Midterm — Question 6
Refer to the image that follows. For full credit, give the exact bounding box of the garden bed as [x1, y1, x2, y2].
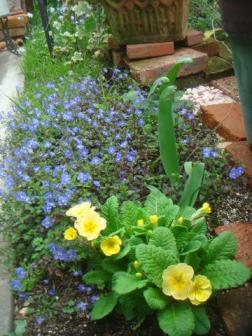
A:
[0, 1, 251, 335]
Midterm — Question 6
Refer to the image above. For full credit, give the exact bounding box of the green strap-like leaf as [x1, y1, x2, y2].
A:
[158, 85, 179, 185]
[157, 302, 195, 336]
[179, 162, 205, 209]
[166, 57, 193, 85]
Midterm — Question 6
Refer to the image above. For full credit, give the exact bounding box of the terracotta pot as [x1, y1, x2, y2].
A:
[101, 0, 189, 44]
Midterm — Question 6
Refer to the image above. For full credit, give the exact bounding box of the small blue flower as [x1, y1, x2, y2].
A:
[18, 292, 29, 301]
[41, 279, 49, 285]
[36, 315, 45, 325]
[91, 156, 101, 166]
[77, 284, 87, 293]
[47, 288, 56, 297]
[90, 295, 99, 304]
[72, 270, 82, 277]
[202, 147, 212, 158]
[229, 166, 245, 179]
[61, 172, 71, 185]
[10, 279, 21, 291]
[16, 191, 30, 203]
[77, 172, 90, 183]
[179, 108, 188, 115]
[15, 267, 26, 279]
[76, 301, 88, 311]
[41, 217, 53, 229]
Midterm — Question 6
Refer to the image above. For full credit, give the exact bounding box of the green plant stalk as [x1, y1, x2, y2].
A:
[158, 87, 179, 186]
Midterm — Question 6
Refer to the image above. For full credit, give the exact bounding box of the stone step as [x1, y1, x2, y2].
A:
[125, 48, 208, 86]
[178, 30, 204, 47]
[201, 103, 246, 141]
[226, 142, 252, 187]
[126, 42, 174, 60]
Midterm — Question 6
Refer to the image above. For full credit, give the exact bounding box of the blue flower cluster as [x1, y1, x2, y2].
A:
[10, 267, 27, 293]
[0, 73, 147, 236]
[228, 166, 245, 179]
[48, 243, 76, 262]
[202, 147, 219, 158]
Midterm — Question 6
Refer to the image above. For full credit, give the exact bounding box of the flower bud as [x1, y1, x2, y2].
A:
[137, 219, 144, 227]
[149, 215, 158, 224]
[135, 272, 143, 279]
[133, 260, 140, 269]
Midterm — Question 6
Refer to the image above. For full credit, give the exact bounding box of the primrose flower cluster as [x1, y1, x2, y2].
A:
[61, 189, 250, 336]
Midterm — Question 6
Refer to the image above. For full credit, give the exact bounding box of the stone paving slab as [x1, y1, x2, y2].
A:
[201, 103, 246, 141]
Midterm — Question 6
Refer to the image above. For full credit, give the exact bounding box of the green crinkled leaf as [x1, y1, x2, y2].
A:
[201, 260, 251, 290]
[83, 270, 110, 289]
[118, 291, 150, 321]
[191, 219, 207, 235]
[206, 231, 237, 263]
[143, 287, 168, 310]
[144, 187, 179, 226]
[192, 306, 211, 335]
[180, 240, 202, 256]
[91, 292, 118, 320]
[157, 303, 195, 336]
[136, 244, 175, 287]
[149, 227, 178, 256]
[120, 201, 141, 228]
[101, 196, 119, 233]
[112, 272, 148, 295]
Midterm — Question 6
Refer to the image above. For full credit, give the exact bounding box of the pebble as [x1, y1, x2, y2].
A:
[181, 85, 234, 115]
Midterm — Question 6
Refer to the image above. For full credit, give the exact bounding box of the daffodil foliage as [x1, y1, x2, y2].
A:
[65, 187, 251, 336]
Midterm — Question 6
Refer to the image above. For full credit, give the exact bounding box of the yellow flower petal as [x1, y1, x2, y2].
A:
[202, 202, 211, 214]
[74, 208, 106, 241]
[162, 263, 194, 301]
[188, 275, 212, 305]
[64, 227, 78, 240]
[100, 235, 122, 256]
[149, 215, 159, 224]
[66, 202, 94, 218]
[137, 219, 144, 227]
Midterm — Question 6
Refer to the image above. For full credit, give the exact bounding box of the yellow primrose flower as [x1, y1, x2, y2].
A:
[137, 219, 144, 227]
[100, 235, 122, 256]
[64, 227, 78, 240]
[178, 216, 184, 224]
[188, 275, 212, 305]
[66, 202, 95, 219]
[74, 208, 106, 241]
[202, 202, 211, 214]
[162, 263, 194, 300]
[149, 215, 159, 224]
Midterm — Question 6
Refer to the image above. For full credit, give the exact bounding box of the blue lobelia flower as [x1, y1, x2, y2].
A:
[41, 217, 53, 229]
[10, 279, 22, 291]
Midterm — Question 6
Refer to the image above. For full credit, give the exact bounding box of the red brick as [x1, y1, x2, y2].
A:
[125, 48, 208, 86]
[193, 40, 220, 57]
[217, 284, 252, 336]
[215, 223, 252, 270]
[226, 142, 252, 187]
[126, 42, 174, 60]
[182, 30, 204, 47]
[201, 103, 246, 141]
